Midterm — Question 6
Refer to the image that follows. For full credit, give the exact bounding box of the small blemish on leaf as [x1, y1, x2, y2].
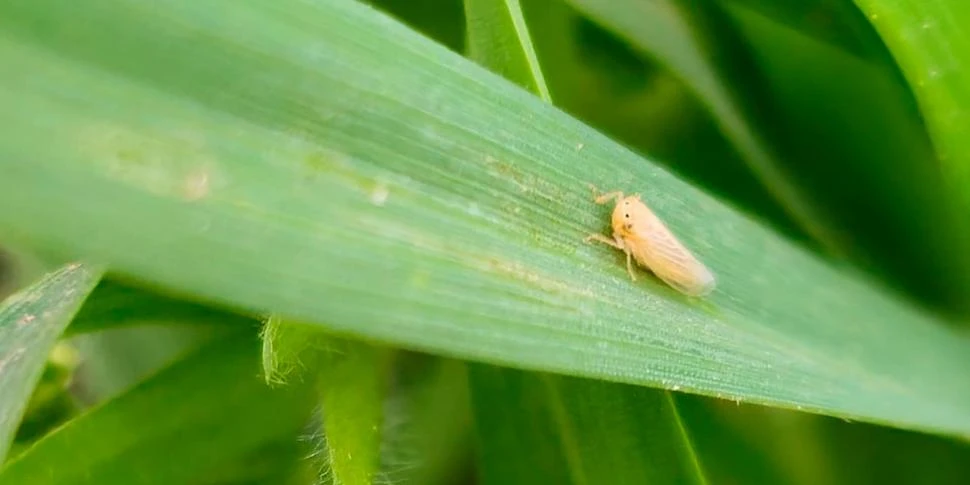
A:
[16, 314, 34, 327]
[79, 124, 223, 200]
[182, 167, 211, 201]
[370, 182, 389, 206]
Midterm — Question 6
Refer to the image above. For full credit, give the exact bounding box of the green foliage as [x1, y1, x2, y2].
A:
[0, 332, 316, 485]
[1, 0, 970, 483]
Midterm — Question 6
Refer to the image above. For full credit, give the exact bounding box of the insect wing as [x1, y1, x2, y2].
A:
[629, 221, 715, 296]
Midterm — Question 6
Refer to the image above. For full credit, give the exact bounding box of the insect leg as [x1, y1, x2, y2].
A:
[584, 233, 623, 249]
[624, 249, 637, 281]
[588, 184, 624, 205]
[595, 191, 624, 205]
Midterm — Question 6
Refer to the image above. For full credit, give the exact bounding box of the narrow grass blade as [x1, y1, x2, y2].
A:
[0, 263, 102, 462]
[464, 0, 551, 101]
[849, 0, 970, 212]
[0, 0, 970, 435]
[0, 331, 316, 485]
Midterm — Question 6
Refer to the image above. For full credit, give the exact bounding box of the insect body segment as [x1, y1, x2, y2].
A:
[585, 188, 716, 297]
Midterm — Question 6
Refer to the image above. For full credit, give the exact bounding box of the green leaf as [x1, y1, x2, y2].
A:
[1, 0, 970, 435]
[0, 331, 316, 485]
[464, 0, 551, 101]
[0, 262, 102, 462]
[849, 0, 970, 211]
[469, 365, 707, 484]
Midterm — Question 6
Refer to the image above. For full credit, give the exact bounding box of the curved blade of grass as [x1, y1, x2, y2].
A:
[850, 0, 970, 213]
[0, 263, 101, 462]
[464, 0, 551, 102]
[0, 331, 316, 485]
[0, 0, 970, 434]
[469, 365, 707, 484]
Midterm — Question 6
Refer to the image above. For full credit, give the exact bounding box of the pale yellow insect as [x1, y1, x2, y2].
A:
[585, 187, 716, 297]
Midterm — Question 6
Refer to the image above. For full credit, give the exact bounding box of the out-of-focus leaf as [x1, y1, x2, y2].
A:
[849, 0, 970, 215]
[680, 394, 970, 485]
[367, 0, 466, 53]
[66, 280, 249, 337]
[0, 262, 101, 462]
[470, 365, 707, 484]
[70, 324, 223, 404]
[0, 331, 316, 485]
[465, 0, 551, 101]
[381, 354, 473, 485]
[12, 343, 81, 449]
[718, 1, 970, 316]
